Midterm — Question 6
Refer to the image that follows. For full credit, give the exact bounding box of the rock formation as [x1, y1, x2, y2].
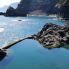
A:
[35, 23, 69, 48]
[5, 6, 16, 16]
[5, 0, 59, 16]
[4, 6, 27, 16]
[58, 0, 69, 20]
[4, 0, 69, 18]
[16, 0, 58, 14]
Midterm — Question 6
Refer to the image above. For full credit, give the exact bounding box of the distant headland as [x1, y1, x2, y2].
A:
[0, 0, 69, 20]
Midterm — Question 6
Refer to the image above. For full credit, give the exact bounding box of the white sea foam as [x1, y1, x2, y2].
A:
[0, 27, 4, 32]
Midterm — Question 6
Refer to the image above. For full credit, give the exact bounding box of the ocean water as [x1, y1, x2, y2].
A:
[0, 15, 69, 69]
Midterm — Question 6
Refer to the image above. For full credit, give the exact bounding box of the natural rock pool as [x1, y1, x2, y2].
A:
[0, 16, 69, 69]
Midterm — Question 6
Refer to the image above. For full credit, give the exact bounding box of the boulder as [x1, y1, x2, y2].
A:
[35, 23, 69, 49]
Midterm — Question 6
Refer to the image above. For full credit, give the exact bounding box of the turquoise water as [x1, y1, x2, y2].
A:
[0, 16, 69, 69]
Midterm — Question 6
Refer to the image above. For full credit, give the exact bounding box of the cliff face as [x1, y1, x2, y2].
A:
[5, 0, 59, 16]
[16, 0, 59, 15]
[5, 0, 69, 19]
[59, 0, 69, 20]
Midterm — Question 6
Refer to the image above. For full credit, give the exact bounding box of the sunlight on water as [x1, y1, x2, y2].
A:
[0, 27, 4, 32]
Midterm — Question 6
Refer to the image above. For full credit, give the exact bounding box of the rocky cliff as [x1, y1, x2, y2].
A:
[5, 0, 69, 19]
[5, 0, 59, 16]
[16, 0, 59, 15]
[59, 0, 69, 20]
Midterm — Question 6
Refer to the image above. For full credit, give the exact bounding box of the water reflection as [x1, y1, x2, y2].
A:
[0, 49, 7, 61]
[63, 45, 69, 50]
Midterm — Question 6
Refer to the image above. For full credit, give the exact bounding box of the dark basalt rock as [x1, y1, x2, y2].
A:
[59, 0, 69, 20]
[4, 6, 27, 17]
[2, 0, 68, 18]
[34, 23, 69, 49]
[0, 49, 7, 61]
[57, 30, 65, 37]
[0, 12, 5, 15]
[16, 0, 58, 15]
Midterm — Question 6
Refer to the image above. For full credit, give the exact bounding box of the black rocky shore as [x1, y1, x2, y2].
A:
[34, 23, 69, 49]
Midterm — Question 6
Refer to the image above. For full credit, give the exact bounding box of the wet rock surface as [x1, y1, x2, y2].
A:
[34, 23, 69, 49]
[0, 49, 7, 61]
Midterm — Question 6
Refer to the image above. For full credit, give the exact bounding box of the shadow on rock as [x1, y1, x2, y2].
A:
[0, 49, 7, 61]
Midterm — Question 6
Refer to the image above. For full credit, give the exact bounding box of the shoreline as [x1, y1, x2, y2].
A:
[0, 13, 66, 22]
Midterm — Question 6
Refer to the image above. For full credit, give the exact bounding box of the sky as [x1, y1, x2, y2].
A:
[0, 0, 21, 7]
